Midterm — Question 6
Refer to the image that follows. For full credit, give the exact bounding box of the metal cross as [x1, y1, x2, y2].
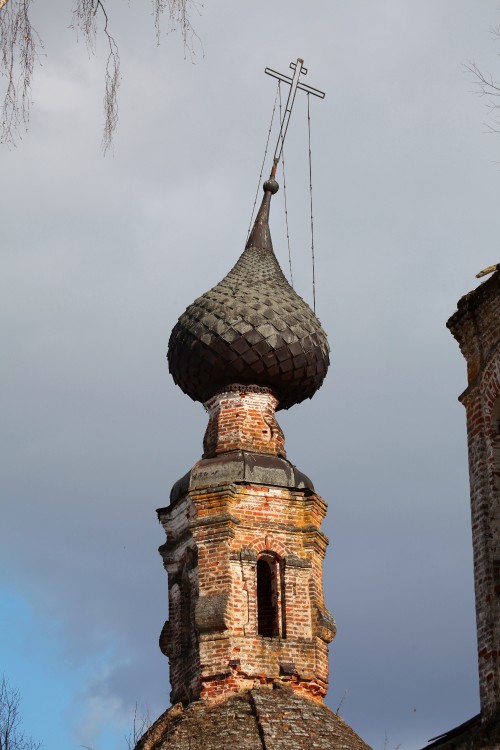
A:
[265, 58, 325, 177]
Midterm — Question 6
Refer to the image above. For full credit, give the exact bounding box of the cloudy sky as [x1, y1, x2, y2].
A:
[2, 1, 500, 748]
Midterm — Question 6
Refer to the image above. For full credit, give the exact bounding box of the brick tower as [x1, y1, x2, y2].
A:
[421, 267, 500, 750]
[135, 177, 371, 749]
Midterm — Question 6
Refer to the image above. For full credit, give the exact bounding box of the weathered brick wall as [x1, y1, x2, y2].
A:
[447, 271, 500, 722]
[158, 388, 336, 706]
[203, 387, 285, 458]
[448, 272, 500, 384]
[158, 481, 335, 704]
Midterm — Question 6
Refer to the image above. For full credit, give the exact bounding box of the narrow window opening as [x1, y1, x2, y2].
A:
[257, 556, 279, 637]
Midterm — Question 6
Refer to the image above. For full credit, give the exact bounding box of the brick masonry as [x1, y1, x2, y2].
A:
[447, 270, 500, 728]
[203, 387, 285, 459]
[157, 386, 336, 706]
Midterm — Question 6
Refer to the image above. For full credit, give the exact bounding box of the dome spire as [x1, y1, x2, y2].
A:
[244, 55, 325, 255]
[245, 176, 279, 253]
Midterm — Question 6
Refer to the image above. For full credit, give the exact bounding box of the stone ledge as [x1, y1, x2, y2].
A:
[167, 451, 314, 506]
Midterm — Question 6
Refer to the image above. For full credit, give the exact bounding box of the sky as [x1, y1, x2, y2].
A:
[1, 1, 500, 749]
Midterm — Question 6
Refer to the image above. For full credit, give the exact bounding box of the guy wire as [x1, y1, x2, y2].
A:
[247, 82, 280, 243]
[307, 93, 316, 313]
[278, 81, 294, 287]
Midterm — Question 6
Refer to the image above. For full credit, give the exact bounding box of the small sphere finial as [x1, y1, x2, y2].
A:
[263, 178, 279, 194]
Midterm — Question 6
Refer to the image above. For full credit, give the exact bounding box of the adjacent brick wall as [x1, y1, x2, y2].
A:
[447, 270, 500, 722]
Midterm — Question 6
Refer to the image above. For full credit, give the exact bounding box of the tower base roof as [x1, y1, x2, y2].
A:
[166, 450, 314, 507]
[135, 684, 371, 750]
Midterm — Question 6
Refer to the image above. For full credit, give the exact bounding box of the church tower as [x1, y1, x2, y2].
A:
[159, 176, 333, 706]
[446, 267, 500, 744]
[422, 267, 500, 749]
[135, 101, 371, 748]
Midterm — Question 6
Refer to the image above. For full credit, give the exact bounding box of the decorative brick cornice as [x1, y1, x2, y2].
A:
[447, 271, 500, 385]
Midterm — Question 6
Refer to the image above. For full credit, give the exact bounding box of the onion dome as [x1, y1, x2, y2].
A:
[168, 178, 330, 410]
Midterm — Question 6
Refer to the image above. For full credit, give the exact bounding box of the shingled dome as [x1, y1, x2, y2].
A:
[168, 179, 330, 410]
[135, 685, 371, 750]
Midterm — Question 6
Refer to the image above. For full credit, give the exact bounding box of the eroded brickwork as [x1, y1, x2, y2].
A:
[447, 270, 500, 723]
[203, 387, 285, 458]
[158, 388, 335, 706]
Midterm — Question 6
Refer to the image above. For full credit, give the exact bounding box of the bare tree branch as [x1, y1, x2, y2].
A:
[1, 0, 201, 152]
[125, 703, 151, 750]
[334, 688, 348, 715]
[0, 676, 42, 750]
[0, 0, 42, 146]
[153, 0, 203, 54]
[71, 0, 120, 154]
[465, 25, 500, 134]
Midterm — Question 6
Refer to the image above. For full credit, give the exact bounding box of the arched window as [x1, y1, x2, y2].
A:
[257, 555, 280, 637]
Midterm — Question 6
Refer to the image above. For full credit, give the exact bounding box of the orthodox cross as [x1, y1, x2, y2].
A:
[265, 58, 325, 178]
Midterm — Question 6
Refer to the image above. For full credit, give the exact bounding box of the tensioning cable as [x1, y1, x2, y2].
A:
[246, 82, 280, 243]
[278, 81, 294, 288]
[307, 93, 316, 313]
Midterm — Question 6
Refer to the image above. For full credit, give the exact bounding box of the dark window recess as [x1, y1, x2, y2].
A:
[257, 557, 279, 637]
